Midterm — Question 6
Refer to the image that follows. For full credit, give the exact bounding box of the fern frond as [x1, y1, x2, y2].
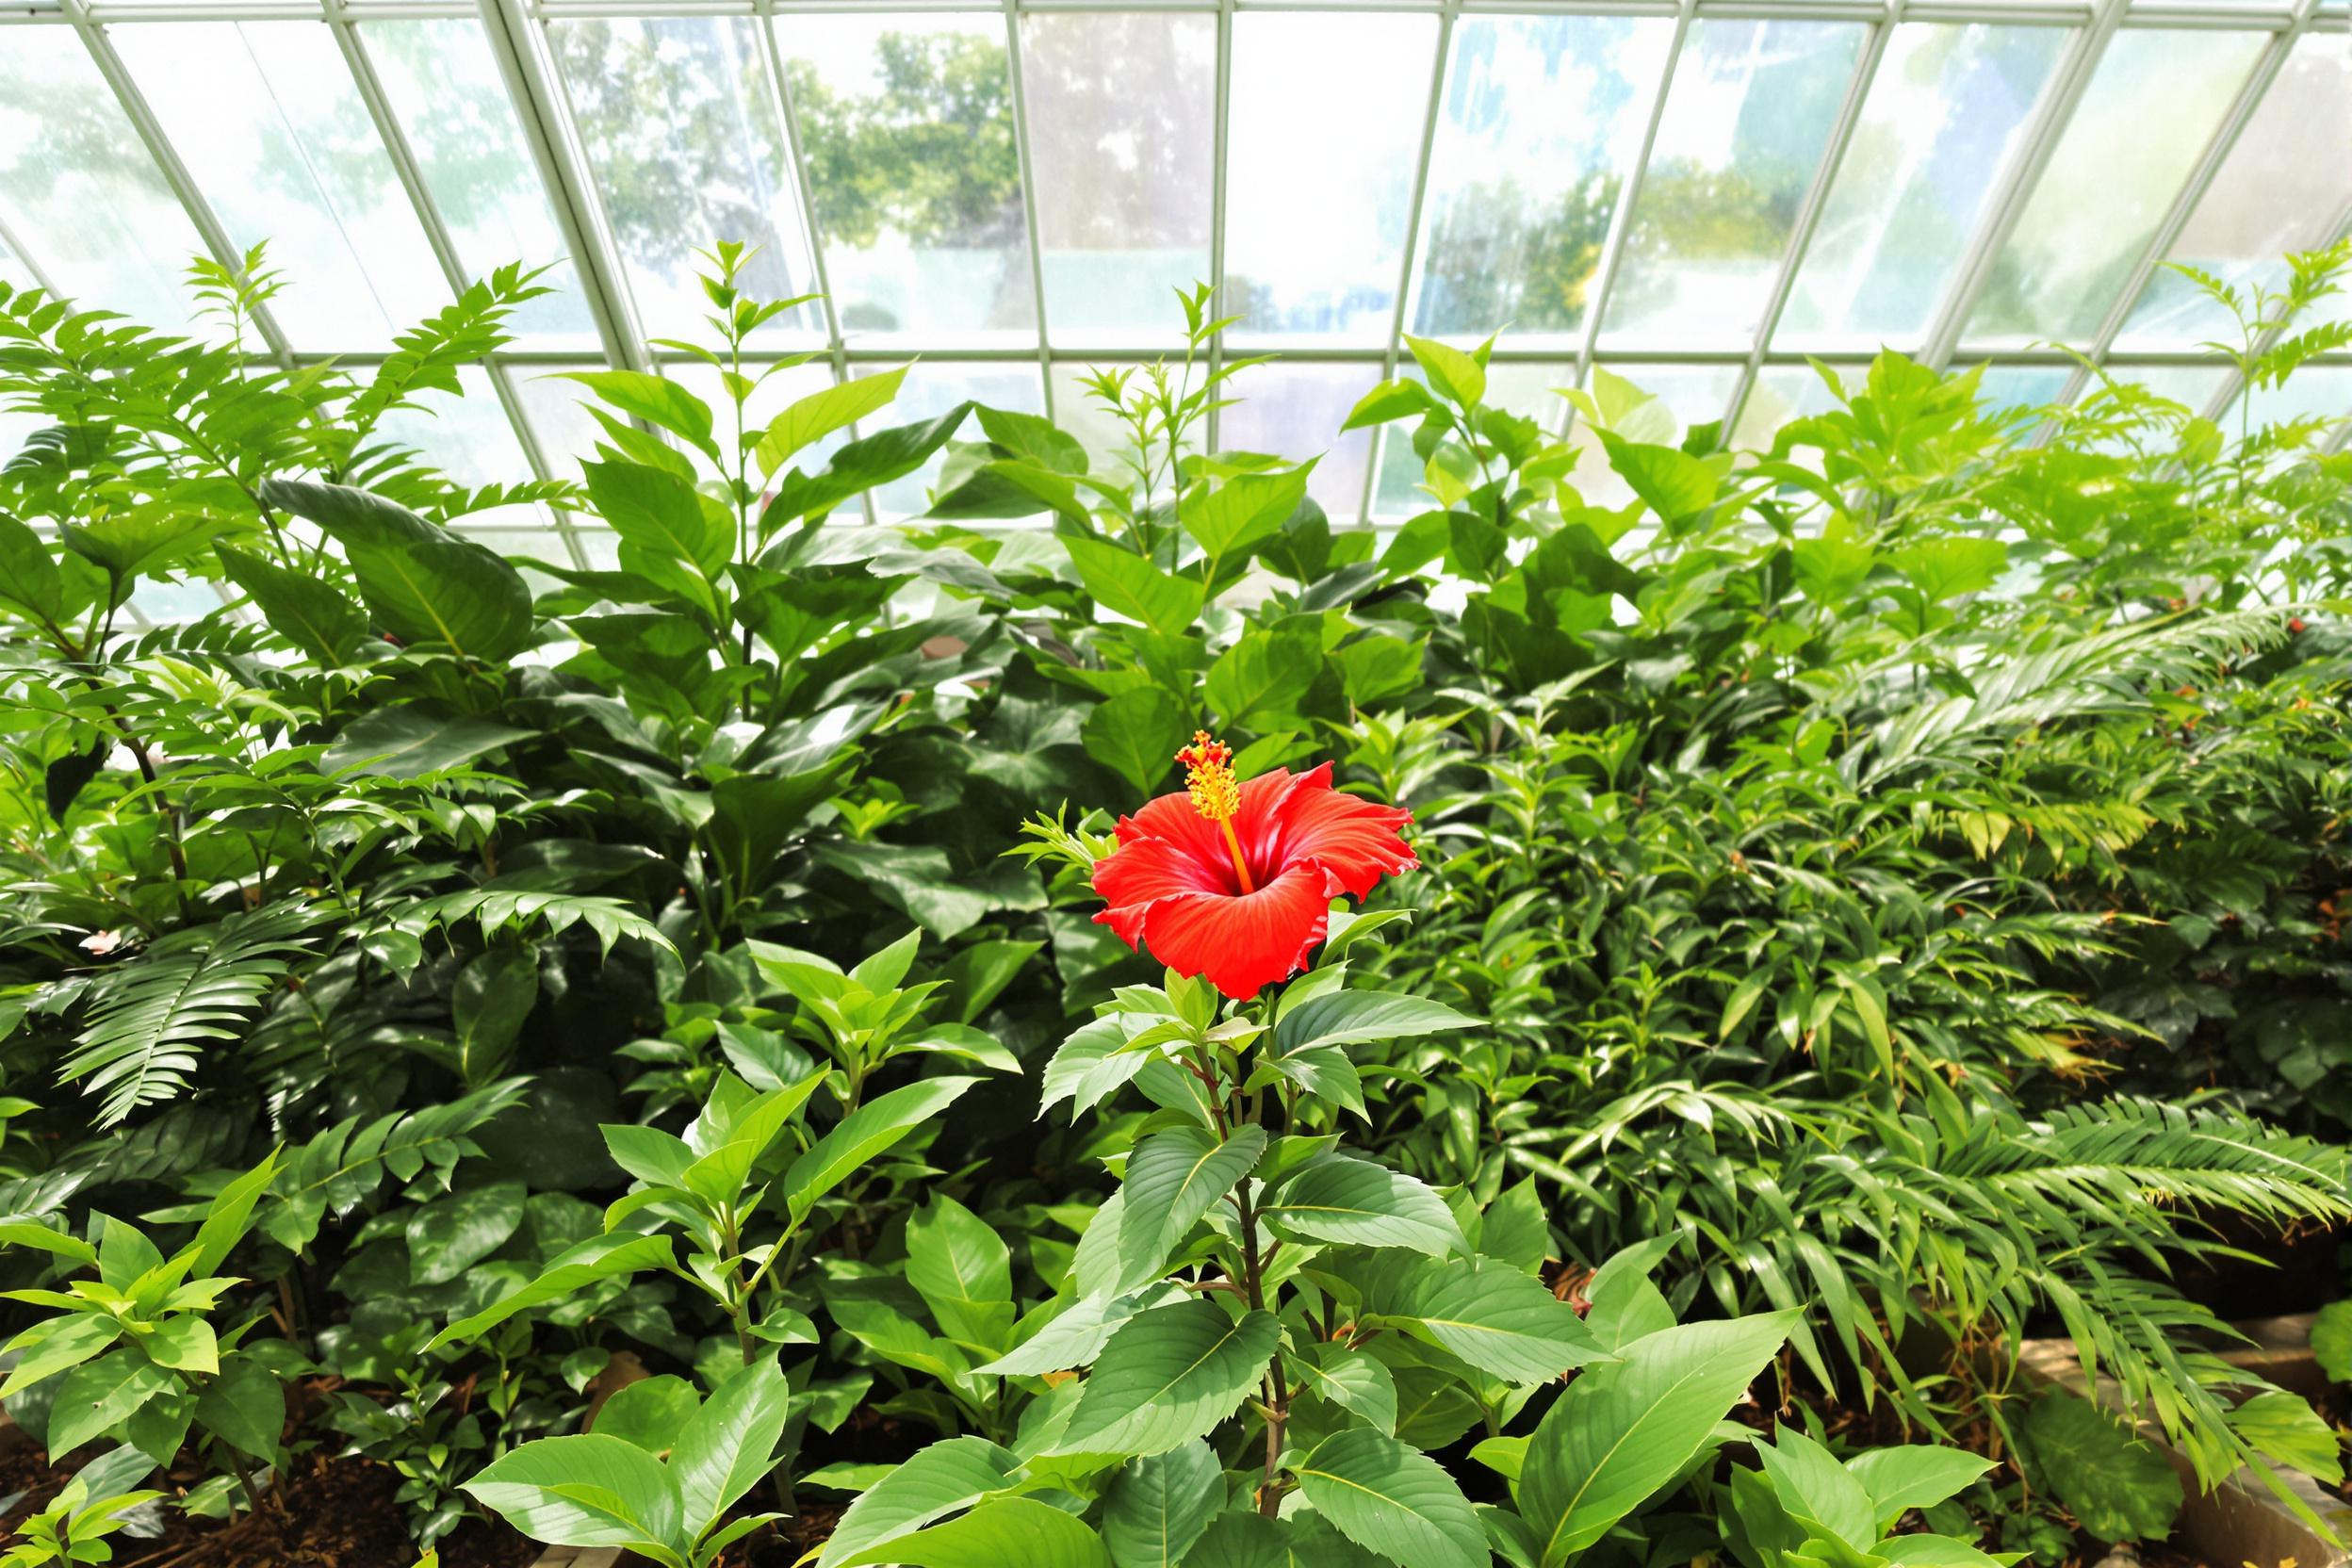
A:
[59, 901, 328, 1127]
[392, 887, 677, 958]
[260, 1076, 531, 1252]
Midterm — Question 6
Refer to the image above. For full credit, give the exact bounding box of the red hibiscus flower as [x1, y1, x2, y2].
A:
[1091, 732, 1417, 1001]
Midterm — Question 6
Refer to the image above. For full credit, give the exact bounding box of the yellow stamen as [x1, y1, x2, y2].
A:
[1177, 730, 1254, 893]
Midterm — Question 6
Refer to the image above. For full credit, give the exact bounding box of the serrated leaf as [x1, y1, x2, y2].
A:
[1050, 1299, 1280, 1457]
[1262, 1152, 1462, 1256]
[1118, 1124, 1266, 1291]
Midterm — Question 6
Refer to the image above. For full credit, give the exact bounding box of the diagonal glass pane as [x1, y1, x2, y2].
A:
[510, 363, 612, 485]
[2115, 35, 2352, 349]
[776, 14, 1036, 346]
[1410, 17, 1674, 346]
[1601, 20, 1867, 348]
[1777, 24, 2066, 352]
[1217, 362, 1386, 518]
[372, 368, 535, 487]
[0, 31, 210, 335]
[1224, 12, 1440, 348]
[112, 22, 453, 350]
[363, 20, 599, 350]
[1021, 11, 1216, 349]
[1960, 29, 2266, 349]
[552, 16, 824, 349]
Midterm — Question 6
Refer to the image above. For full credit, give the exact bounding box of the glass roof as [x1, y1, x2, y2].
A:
[1, 0, 2345, 562]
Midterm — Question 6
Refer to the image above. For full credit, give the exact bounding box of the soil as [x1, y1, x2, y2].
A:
[1, 1437, 535, 1568]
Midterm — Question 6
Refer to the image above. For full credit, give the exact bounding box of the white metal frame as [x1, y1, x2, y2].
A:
[0, 0, 2344, 563]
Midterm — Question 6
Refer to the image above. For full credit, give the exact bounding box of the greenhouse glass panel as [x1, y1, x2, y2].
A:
[1045, 361, 1151, 475]
[1408, 16, 1674, 345]
[1776, 24, 2066, 352]
[2115, 35, 2352, 348]
[110, 22, 452, 350]
[1960, 29, 2267, 348]
[363, 20, 599, 349]
[776, 14, 1037, 345]
[2232, 367, 2352, 442]
[0, 32, 209, 335]
[1601, 19, 1868, 348]
[511, 365, 617, 485]
[1223, 11, 1440, 348]
[1021, 12, 1216, 348]
[1218, 362, 1384, 518]
[552, 16, 824, 348]
[373, 368, 535, 488]
[1968, 363, 2072, 415]
[1730, 364, 1852, 449]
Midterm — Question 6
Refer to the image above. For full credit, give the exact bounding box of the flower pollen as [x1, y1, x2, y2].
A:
[1177, 730, 1254, 892]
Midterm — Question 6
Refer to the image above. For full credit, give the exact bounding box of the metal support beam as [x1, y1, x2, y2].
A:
[1720, 0, 1899, 443]
[996, 0, 1058, 421]
[2053, 0, 2318, 408]
[1204, 0, 1235, 455]
[1919, 0, 2127, 368]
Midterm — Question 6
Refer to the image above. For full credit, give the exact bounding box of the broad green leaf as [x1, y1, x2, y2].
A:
[975, 1284, 1184, 1378]
[2309, 1299, 2351, 1382]
[1050, 1299, 1280, 1457]
[1751, 1429, 1875, 1548]
[259, 480, 531, 662]
[192, 1354, 283, 1462]
[818, 1436, 1021, 1567]
[406, 1181, 527, 1288]
[976, 404, 1088, 474]
[1272, 992, 1478, 1057]
[185, 1151, 281, 1281]
[583, 458, 731, 582]
[1184, 1511, 1385, 1568]
[672, 1355, 794, 1531]
[1117, 1123, 1267, 1291]
[1594, 432, 1720, 524]
[0, 1313, 122, 1396]
[1363, 1254, 1602, 1384]
[48, 1350, 175, 1456]
[1889, 536, 2007, 601]
[1183, 466, 1312, 561]
[465, 1433, 687, 1563]
[217, 543, 365, 665]
[770, 404, 974, 523]
[1846, 1445, 1997, 1529]
[2226, 1391, 2341, 1486]
[1296, 1428, 1486, 1568]
[322, 707, 534, 781]
[1341, 378, 1437, 432]
[1402, 335, 1487, 409]
[0, 1221, 96, 1266]
[592, 1376, 700, 1454]
[0, 511, 63, 621]
[758, 367, 907, 478]
[906, 1195, 1015, 1349]
[830, 1494, 1110, 1568]
[1791, 535, 1876, 605]
[554, 369, 719, 462]
[1520, 1312, 1797, 1565]
[1262, 1152, 1463, 1256]
[1289, 1343, 1397, 1436]
[1065, 537, 1204, 635]
[2020, 1392, 2181, 1544]
[1101, 1440, 1222, 1568]
[1085, 688, 1191, 800]
[425, 1233, 676, 1351]
[785, 1076, 980, 1222]
[1205, 626, 1320, 729]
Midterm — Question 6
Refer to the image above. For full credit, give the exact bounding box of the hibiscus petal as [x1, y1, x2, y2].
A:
[1132, 862, 1335, 1001]
[1263, 764, 1417, 899]
[1091, 831, 1230, 945]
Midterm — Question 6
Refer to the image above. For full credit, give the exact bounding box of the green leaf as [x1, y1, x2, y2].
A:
[259, 480, 531, 662]
[0, 511, 63, 621]
[425, 1233, 676, 1352]
[2310, 1299, 2351, 1382]
[2021, 1392, 2182, 1544]
[785, 1076, 980, 1223]
[1117, 1123, 1267, 1291]
[1183, 466, 1312, 561]
[1402, 335, 1486, 410]
[591, 1376, 701, 1454]
[1288, 1343, 1397, 1436]
[1065, 537, 1204, 635]
[1889, 536, 2007, 601]
[192, 1354, 284, 1462]
[405, 1180, 527, 1287]
[321, 707, 534, 780]
[1262, 1152, 1463, 1256]
[1295, 1428, 1486, 1568]
[1791, 535, 1877, 605]
[770, 404, 974, 523]
[1751, 1428, 1875, 1548]
[217, 543, 366, 665]
[1050, 1299, 1280, 1457]
[142, 1317, 217, 1375]
[1520, 1312, 1796, 1565]
[554, 369, 719, 462]
[1362, 1254, 1602, 1384]
[1341, 378, 1437, 432]
[1084, 688, 1190, 800]
[818, 1436, 1022, 1568]
[1101, 1440, 1222, 1568]
[1272, 992, 1478, 1057]
[1206, 626, 1320, 729]
[48, 1350, 175, 1456]
[583, 458, 731, 586]
[758, 368, 907, 478]
[1594, 432, 1720, 524]
[2226, 1390, 2342, 1485]
[906, 1195, 1015, 1349]
[465, 1433, 687, 1563]
[672, 1355, 794, 1532]
[829, 1495, 1110, 1568]
[1846, 1446, 1997, 1529]
[977, 404, 1089, 474]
